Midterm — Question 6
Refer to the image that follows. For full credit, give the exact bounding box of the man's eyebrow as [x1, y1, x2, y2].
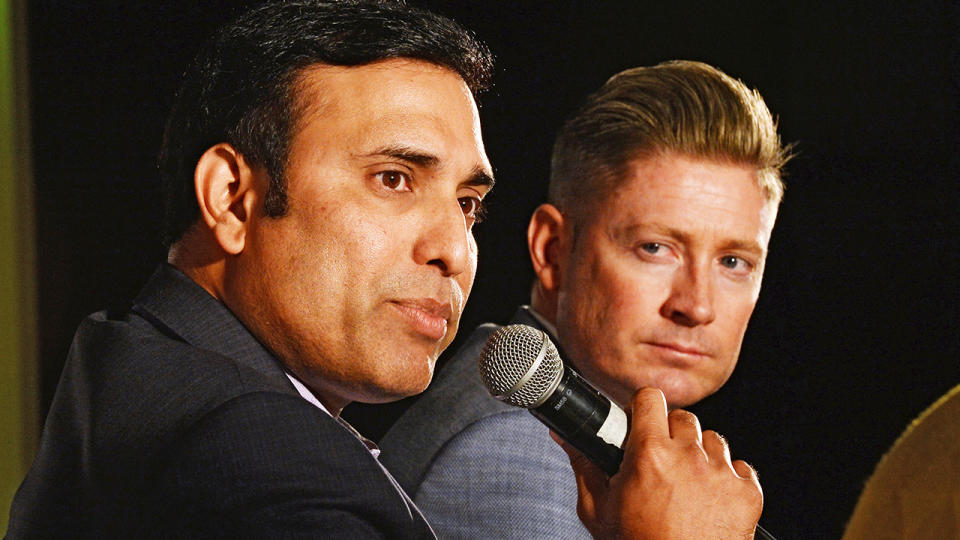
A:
[466, 167, 495, 191]
[615, 223, 765, 255]
[717, 238, 766, 256]
[359, 144, 495, 190]
[360, 144, 440, 168]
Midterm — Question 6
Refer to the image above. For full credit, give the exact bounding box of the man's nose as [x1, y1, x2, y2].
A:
[412, 195, 471, 277]
[660, 261, 716, 327]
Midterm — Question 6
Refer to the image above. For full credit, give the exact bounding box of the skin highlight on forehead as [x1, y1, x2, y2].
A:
[596, 154, 777, 256]
[285, 62, 494, 213]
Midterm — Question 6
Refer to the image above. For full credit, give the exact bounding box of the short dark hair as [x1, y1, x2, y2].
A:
[158, 0, 493, 246]
[550, 60, 791, 220]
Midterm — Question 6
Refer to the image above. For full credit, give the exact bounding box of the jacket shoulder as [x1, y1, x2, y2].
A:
[380, 323, 514, 493]
[157, 390, 433, 538]
[66, 311, 291, 430]
[411, 409, 588, 539]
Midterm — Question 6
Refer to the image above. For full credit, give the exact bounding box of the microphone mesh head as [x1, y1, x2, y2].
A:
[478, 324, 563, 408]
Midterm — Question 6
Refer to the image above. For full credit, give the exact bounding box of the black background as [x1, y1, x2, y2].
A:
[27, 2, 958, 538]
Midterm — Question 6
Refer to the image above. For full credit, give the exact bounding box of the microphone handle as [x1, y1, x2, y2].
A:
[756, 524, 777, 539]
[530, 367, 624, 476]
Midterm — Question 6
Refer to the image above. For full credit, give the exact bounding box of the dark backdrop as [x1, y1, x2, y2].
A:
[28, 2, 958, 538]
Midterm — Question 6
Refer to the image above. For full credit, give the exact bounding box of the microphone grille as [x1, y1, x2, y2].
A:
[478, 324, 563, 408]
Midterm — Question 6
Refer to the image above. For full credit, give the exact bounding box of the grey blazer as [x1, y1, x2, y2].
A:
[8, 264, 434, 539]
[379, 307, 590, 539]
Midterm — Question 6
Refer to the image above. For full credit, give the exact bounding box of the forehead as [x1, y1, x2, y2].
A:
[287, 59, 490, 172]
[589, 153, 777, 246]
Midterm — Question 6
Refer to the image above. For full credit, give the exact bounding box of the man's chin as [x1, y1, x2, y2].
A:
[358, 368, 435, 404]
[355, 384, 430, 404]
[630, 374, 717, 410]
[663, 384, 721, 410]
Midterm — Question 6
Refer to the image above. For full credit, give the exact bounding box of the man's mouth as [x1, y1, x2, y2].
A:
[390, 299, 452, 341]
[644, 341, 711, 364]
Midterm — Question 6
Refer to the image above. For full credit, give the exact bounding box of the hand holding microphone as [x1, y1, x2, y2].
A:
[479, 324, 771, 540]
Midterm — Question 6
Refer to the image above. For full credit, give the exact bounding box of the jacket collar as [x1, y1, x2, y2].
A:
[513, 305, 571, 360]
[132, 264, 289, 383]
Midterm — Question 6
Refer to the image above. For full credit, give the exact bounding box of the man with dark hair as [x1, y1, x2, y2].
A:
[381, 60, 787, 538]
[9, 2, 493, 537]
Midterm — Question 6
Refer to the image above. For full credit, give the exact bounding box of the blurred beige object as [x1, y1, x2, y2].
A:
[842, 383, 960, 540]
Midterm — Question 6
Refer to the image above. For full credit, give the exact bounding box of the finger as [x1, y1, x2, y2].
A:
[626, 387, 670, 444]
[733, 459, 762, 495]
[702, 430, 733, 470]
[733, 459, 764, 516]
[666, 408, 702, 445]
[550, 431, 606, 521]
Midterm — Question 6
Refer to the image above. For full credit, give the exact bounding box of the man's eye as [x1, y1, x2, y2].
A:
[720, 256, 752, 272]
[458, 196, 487, 223]
[639, 243, 662, 255]
[636, 243, 677, 263]
[377, 171, 410, 191]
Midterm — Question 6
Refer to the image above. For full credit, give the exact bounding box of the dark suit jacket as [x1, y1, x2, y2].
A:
[8, 264, 433, 539]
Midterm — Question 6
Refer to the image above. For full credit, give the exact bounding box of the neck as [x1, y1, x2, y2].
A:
[529, 280, 558, 326]
[167, 232, 229, 304]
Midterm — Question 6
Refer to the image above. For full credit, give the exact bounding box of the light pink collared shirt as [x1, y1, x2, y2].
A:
[285, 373, 381, 458]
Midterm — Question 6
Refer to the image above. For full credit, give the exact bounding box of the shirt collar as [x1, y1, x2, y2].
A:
[524, 305, 560, 341]
[285, 372, 381, 458]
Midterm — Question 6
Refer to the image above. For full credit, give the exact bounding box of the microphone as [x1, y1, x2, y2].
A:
[477, 323, 778, 540]
[478, 323, 626, 476]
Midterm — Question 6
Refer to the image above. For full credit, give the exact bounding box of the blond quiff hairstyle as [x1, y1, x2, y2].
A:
[549, 60, 791, 216]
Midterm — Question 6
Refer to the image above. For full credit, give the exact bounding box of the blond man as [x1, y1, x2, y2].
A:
[381, 60, 790, 539]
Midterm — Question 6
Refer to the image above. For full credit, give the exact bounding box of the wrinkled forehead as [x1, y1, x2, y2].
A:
[574, 153, 778, 246]
[580, 151, 777, 215]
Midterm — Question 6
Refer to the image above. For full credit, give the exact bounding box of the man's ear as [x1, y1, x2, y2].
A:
[193, 143, 260, 255]
[527, 203, 568, 292]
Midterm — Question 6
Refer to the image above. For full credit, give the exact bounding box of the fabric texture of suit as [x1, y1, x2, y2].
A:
[379, 306, 590, 539]
[8, 264, 434, 539]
